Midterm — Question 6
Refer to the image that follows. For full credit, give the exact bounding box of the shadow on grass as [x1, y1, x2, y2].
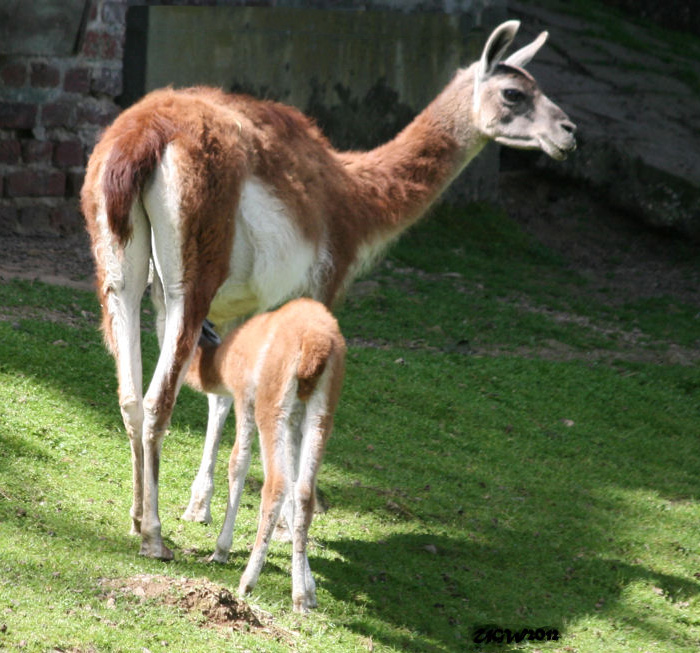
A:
[0, 425, 54, 465]
[313, 532, 700, 652]
[306, 351, 700, 650]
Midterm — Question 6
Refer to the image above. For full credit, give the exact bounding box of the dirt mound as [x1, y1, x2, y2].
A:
[178, 583, 262, 628]
[99, 575, 293, 640]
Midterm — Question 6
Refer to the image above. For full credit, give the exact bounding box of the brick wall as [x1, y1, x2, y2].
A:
[0, 0, 126, 236]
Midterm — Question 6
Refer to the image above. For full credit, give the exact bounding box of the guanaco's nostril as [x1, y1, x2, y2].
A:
[561, 121, 576, 135]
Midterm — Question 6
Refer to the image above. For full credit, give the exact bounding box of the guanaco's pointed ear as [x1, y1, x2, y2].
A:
[478, 20, 520, 80]
[504, 30, 548, 68]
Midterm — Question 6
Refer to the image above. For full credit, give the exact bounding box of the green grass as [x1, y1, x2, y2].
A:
[1, 203, 699, 652]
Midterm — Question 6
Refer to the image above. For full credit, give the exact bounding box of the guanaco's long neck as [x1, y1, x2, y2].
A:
[338, 65, 487, 233]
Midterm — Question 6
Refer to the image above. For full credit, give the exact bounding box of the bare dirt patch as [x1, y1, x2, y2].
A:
[499, 170, 700, 307]
[0, 232, 94, 292]
[0, 305, 95, 330]
[99, 574, 295, 642]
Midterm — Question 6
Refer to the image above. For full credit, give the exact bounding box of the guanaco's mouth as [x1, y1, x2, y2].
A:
[539, 134, 576, 161]
[494, 134, 576, 161]
[494, 135, 540, 151]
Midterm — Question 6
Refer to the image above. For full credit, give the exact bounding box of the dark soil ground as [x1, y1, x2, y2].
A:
[0, 229, 94, 291]
[1, 172, 697, 309]
[499, 171, 700, 308]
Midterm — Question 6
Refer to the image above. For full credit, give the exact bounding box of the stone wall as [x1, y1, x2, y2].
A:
[0, 0, 505, 237]
[605, 0, 699, 36]
[509, 1, 700, 241]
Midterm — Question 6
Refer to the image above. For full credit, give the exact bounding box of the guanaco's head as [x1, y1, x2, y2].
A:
[473, 20, 576, 160]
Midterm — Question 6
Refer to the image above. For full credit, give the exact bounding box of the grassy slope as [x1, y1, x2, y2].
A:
[0, 202, 699, 652]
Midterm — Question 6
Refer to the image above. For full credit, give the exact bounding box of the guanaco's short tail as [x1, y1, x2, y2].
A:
[101, 113, 176, 245]
[296, 328, 336, 401]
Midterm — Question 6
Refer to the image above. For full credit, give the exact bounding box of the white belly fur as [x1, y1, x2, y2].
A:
[207, 178, 319, 327]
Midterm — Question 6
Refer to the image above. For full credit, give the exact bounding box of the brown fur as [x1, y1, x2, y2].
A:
[185, 299, 345, 611]
[81, 85, 464, 319]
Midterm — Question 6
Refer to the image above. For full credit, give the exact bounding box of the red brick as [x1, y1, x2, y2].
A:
[64, 67, 91, 94]
[67, 170, 86, 196]
[0, 102, 37, 129]
[30, 62, 61, 88]
[91, 67, 123, 96]
[76, 99, 119, 127]
[82, 30, 123, 60]
[6, 170, 66, 198]
[21, 140, 53, 164]
[1, 62, 27, 87]
[0, 140, 21, 165]
[42, 101, 74, 128]
[53, 140, 84, 167]
[0, 204, 20, 236]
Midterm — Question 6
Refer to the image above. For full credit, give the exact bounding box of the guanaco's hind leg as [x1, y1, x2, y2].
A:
[96, 200, 151, 536]
[291, 390, 332, 610]
[138, 226, 193, 558]
[291, 359, 343, 612]
[238, 397, 291, 597]
[139, 273, 217, 558]
[138, 145, 232, 559]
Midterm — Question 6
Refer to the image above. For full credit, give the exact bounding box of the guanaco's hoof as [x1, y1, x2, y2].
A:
[208, 550, 229, 564]
[181, 504, 212, 524]
[139, 540, 174, 561]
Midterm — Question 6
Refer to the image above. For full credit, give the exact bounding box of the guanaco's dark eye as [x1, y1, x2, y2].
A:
[502, 88, 524, 103]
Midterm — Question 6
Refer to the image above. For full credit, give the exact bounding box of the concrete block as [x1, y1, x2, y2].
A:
[0, 0, 87, 57]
